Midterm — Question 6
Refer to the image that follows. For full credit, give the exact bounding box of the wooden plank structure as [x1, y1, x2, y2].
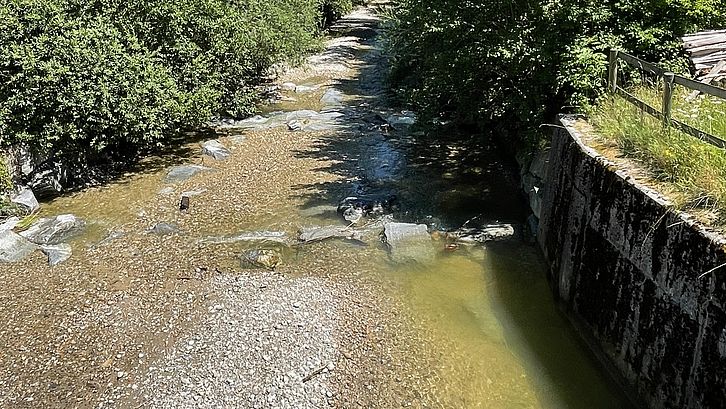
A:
[607, 50, 726, 148]
[682, 30, 726, 83]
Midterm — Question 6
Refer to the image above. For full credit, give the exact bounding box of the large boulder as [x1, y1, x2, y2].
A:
[20, 214, 84, 245]
[11, 188, 40, 213]
[382, 222, 435, 264]
[0, 230, 38, 263]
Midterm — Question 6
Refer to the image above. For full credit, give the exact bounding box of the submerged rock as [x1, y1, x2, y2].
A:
[164, 165, 212, 184]
[0, 230, 38, 263]
[199, 231, 288, 245]
[386, 111, 416, 130]
[201, 140, 231, 160]
[298, 226, 364, 244]
[148, 223, 181, 236]
[40, 243, 72, 266]
[241, 249, 282, 270]
[337, 195, 398, 224]
[382, 222, 435, 264]
[320, 89, 344, 106]
[20, 214, 85, 245]
[11, 188, 40, 213]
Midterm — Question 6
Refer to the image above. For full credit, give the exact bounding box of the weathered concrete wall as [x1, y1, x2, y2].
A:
[538, 116, 726, 409]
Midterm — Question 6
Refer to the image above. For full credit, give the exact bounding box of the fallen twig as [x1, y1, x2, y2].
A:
[302, 364, 330, 383]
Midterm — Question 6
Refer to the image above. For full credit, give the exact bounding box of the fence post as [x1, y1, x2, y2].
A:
[608, 50, 618, 93]
[662, 72, 675, 128]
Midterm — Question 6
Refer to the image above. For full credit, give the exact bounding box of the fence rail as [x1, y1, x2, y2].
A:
[607, 50, 726, 148]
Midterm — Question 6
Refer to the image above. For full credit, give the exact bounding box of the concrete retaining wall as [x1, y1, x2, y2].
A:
[538, 116, 726, 409]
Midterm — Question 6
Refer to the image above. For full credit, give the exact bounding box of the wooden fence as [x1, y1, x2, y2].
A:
[607, 49, 726, 148]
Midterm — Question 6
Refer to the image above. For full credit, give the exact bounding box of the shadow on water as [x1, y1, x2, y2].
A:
[287, 16, 634, 408]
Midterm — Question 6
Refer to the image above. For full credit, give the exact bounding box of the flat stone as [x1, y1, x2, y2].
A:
[201, 140, 231, 160]
[20, 214, 84, 245]
[165, 165, 212, 184]
[199, 231, 288, 245]
[454, 225, 516, 244]
[298, 226, 363, 243]
[0, 230, 38, 263]
[281, 82, 297, 91]
[148, 223, 181, 235]
[11, 188, 40, 212]
[40, 243, 72, 266]
[383, 222, 435, 264]
[320, 89, 344, 107]
[294, 85, 319, 93]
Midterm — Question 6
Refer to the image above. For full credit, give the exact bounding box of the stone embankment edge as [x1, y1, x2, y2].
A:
[533, 114, 726, 409]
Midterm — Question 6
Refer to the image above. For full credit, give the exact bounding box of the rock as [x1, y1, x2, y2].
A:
[320, 89, 344, 107]
[201, 140, 231, 160]
[0, 230, 38, 263]
[40, 243, 72, 266]
[337, 195, 398, 224]
[287, 120, 304, 132]
[386, 112, 416, 130]
[199, 231, 288, 245]
[281, 82, 297, 91]
[228, 135, 247, 144]
[294, 85, 319, 93]
[158, 186, 175, 196]
[11, 188, 39, 213]
[165, 165, 212, 184]
[148, 223, 181, 235]
[241, 249, 282, 270]
[382, 222, 435, 264]
[0, 217, 20, 232]
[298, 226, 363, 243]
[453, 225, 516, 244]
[20, 214, 84, 245]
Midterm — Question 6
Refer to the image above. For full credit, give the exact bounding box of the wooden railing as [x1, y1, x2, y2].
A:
[607, 50, 726, 148]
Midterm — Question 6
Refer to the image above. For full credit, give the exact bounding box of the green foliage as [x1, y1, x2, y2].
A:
[592, 88, 726, 222]
[0, 158, 11, 193]
[0, 0, 352, 170]
[388, 0, 726, 146]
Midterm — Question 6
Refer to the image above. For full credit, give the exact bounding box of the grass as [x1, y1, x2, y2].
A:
[590, 85, 726, 225]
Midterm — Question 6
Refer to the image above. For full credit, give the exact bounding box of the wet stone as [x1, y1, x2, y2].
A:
[20, 214, 85, 245]
[337, 195, 398, 224]
[320, 89, 344, 107]
[0, 230, 38, 263]
[148, 223, 181, 236]
[201, 140, 232, 160]
[383, 222, 435, 264]
[165, 165, 212, 184]
[40, 243, 72, 266]
[298, 226, 363, 244]
[11, 188, 40, 213]
[199, 231, 288, 245]
[453, 225, 516, 244]
[386, 111, 416, 130]
[241, 249, 282, 270]
[0, 217, 21, 232]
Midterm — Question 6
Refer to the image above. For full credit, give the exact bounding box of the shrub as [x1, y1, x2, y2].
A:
[387, 0, 726, 148]
[0, 0, 350, 175]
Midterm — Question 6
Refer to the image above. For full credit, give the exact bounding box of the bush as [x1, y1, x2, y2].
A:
[0, 0, 352, 175]
[387, 0, 726, 147]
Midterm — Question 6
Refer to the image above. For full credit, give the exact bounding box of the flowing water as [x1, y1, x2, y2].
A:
[1, 6, 635, 408]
